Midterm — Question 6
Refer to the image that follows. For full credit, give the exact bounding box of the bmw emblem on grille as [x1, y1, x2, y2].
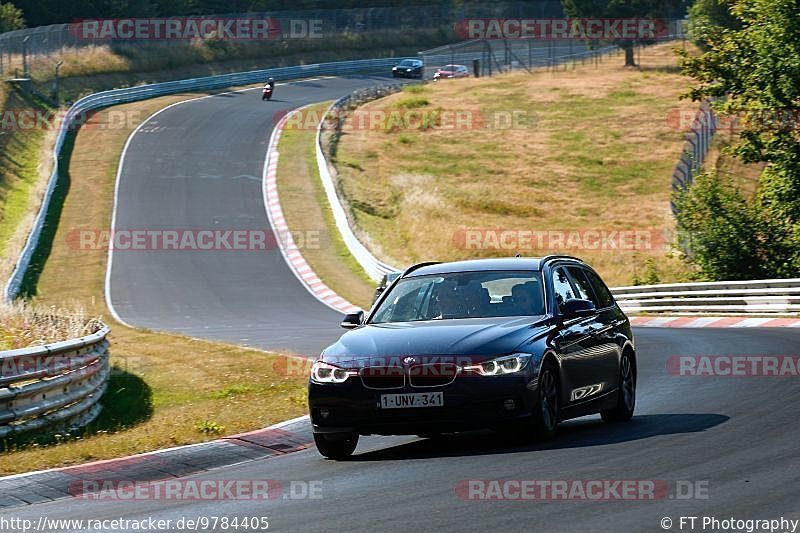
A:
[402, 356, 416, 365]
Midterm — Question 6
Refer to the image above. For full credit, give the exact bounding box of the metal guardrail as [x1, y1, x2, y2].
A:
[0, 324, 110, 438]
[612, 279, 800, 315]
[3, 57, 404, 301]
[317, 86, 404, 282]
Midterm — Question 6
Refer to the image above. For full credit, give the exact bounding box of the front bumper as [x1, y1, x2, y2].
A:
[309, 373, 537, 436]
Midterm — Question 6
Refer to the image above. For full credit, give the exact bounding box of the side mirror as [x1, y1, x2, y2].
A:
[562, 299, 597, 318]
[341, 309, 365, 329]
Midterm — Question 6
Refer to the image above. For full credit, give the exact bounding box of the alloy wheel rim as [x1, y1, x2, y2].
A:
[540, 370, 558, 429]
[621, 357, 635, 410]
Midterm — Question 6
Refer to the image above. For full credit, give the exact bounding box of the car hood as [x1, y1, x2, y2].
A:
[321, 316, 550, 365]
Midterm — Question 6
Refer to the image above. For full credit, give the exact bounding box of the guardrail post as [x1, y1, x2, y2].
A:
[22, 36, 30, 78]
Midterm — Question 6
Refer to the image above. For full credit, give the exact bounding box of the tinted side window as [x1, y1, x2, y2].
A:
[552, 267, 577, 313]
[585, 269, 614, 309]
[566, 267, 596, 303]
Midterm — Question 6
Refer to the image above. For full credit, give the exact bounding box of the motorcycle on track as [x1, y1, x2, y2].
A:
[262, 78, 275, 101]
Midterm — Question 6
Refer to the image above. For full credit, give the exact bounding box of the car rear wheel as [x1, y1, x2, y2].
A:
[529, 359, 559, 440]
[313, 432, 358, 459]
[601, 352, 636, 423]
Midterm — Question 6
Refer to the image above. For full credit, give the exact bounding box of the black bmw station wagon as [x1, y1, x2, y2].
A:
[308, 256, 636, 459]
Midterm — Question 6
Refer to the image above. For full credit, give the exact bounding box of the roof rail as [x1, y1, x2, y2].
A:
[539, 255, 584, 265]
[402, 261, 441, 277]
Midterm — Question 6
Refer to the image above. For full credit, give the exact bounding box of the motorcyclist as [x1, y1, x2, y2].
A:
[262, 78, 275, 100]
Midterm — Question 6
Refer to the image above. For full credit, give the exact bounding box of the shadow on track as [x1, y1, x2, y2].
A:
[349, 413, 729, 461]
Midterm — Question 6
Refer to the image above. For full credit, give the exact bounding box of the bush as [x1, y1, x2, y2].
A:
[675, 171, 798, 280]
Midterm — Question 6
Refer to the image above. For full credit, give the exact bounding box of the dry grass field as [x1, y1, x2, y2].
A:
[335, 43, 700, 286]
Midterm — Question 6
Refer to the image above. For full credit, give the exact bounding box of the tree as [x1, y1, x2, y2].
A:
[678, 0, 800, 278]
[688, 0, 740, 50]
[675, 170, 796, 280]
[561, 0, 687, 66]
[0, 2, 24, 32]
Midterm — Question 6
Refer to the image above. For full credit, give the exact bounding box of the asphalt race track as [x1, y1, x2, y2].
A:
[107, 75, 396, 355]
[6, 327, 800, 532]
[29, 67, 800, 532]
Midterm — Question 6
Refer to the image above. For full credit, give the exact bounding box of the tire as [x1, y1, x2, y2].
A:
[601, 352, 636, 423]
[529, 359, 559, 440]
[313, 432, 358, 460]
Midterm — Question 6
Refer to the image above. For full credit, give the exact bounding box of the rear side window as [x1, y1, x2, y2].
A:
[566, 267, 596, 303]
[552, 267, 577, 313]
[584, 269, 615, 309]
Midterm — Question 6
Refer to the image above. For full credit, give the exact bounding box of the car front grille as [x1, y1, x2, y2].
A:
[408, 363, 458, 388]
[360, 363, 460, 389]
[360, 366, 405, 389]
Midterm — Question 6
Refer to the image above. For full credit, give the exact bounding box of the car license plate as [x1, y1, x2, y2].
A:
[379, 392, 443, 409]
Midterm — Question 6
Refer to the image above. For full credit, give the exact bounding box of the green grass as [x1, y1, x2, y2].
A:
[0, 86, 51, 284]
[276, 108, 376, 309]
[396, 96, 430, 109]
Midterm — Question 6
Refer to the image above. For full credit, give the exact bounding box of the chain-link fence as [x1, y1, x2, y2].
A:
[0, 2, 566, 78]
[671, 102, 717, 214]
[419, 19, 688, 77]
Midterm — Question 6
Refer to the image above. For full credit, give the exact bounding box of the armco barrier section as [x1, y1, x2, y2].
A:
[3, 57, 402, 302]
[0, 324, 110, 438]
[612, 279, 800, 315]
[316, 86, 404, 282]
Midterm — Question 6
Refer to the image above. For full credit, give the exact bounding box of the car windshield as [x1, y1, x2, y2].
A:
[398, 60, 416, 66]
[370, 270, 544, 323]
[442, 65, 457, 71]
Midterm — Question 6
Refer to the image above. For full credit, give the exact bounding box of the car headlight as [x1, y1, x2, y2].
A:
[462, 354, 532, 376]
[406, 68, 412, 72]
[311, 361, 358, 384]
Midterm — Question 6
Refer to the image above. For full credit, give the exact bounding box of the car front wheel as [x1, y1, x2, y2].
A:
[313, 432, 358, 459]
[601, 352, 636, 423]
[529, 359, 559, 440]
